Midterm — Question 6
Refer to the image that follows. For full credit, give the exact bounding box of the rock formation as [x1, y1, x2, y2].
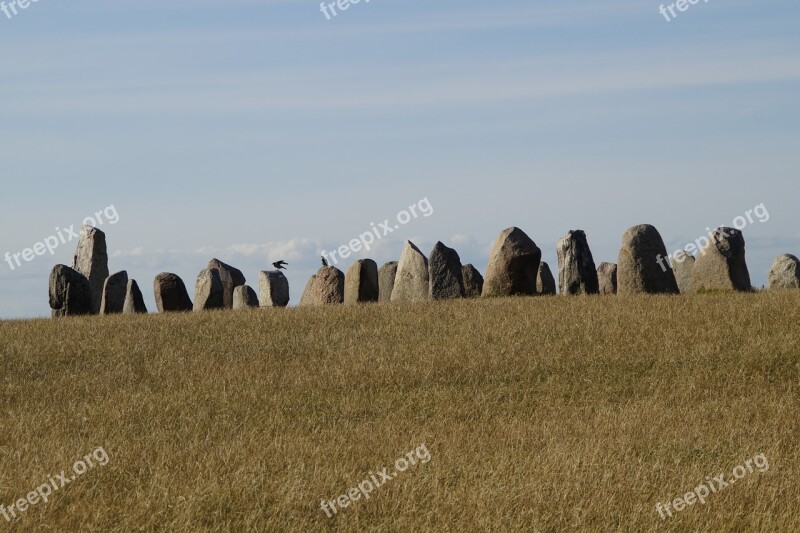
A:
[483, 227, 540, 297]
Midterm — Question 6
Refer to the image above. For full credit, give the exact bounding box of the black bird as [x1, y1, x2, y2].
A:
[272, 260, 288, 270]
[321, 256, 328, 267]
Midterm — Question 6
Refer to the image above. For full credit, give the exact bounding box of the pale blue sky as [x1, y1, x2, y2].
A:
[1, 0, 799, 318]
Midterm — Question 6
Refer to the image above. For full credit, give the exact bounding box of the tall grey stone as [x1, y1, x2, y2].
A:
[693, 227, 752, 293]
[72, 225, 109, 314]
[100, 270, 129, 315]
[345, 259, 379, 304]
[312, 266, 345, 305]
[299, 275, 317, 307]
[259, 271, 290, 307]
[233, 285, 259, 309]
[617, 224, 679, 295]
[378, 262, 398, 303]
[391, 241, 429, 302]
[536, 262, 557, 295]
[768, 254, 800, 290]
[194, 268, 225, 311]
[483, 227, 541, 297]
[208, 258, 245, 309]
[597, 262, 618, 295]
[462, 264, 484, 298]
[49, 264, 92, 317]
[154, 273, 193, 312]
[671, 252, 695, 294]
[556, 230, 599, 295]
[428, 242, 464, 300]
[123, 279, 148, 314]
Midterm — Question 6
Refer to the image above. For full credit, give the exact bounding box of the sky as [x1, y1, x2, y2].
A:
[1, 0, 798, 318]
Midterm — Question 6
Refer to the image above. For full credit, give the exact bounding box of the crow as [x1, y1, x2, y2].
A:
[272, 260, 288, 270]
[321, 256, 328, 267]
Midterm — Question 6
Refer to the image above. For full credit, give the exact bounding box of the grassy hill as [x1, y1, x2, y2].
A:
[1, 292, 798, 531]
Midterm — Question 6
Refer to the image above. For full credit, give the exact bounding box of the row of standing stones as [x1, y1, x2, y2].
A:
[49, 224, 800, 317]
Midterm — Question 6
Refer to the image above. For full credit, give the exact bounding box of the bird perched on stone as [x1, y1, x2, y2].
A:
[272, 260, 288, 270]
[321, 256, 328, 267]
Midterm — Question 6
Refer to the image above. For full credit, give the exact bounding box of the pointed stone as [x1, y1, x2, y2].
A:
[378, 262, 398, 302]
[259, 271, 290, 307]
[100, 270, 129, 315]
[233, 285, 259, 309]
[597, 262, 618, 295]
[429, 242, 464, 300]
[461, 264, 484, 298]
[483, 227, 541, 297]
[299, 275, 317, 307]
[768, 254, 800, 290]
[671, 252, 695, 294]
[536, 262, 557, 295]
[557, 230, 598, 295]
[345, 259, 379, 304]
[391, 241, 429, 302]
[617, 224, 679, 295]
[154, 273, 193, 312]
[123, 279, 148, 314]
[71, 225, 109, 314]
[194, 268, 225, 311]
[49, 264, 92, 317]
[693, 227, 752, 292]
[208, 258, 245, 309]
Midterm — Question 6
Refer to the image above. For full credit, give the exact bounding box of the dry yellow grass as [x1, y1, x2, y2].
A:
[1, 291, 799, 531]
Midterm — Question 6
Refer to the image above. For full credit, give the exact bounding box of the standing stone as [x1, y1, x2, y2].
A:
[597, 262, 618, 295]
[49, 264, 92, 317]
[123, 279, 148, 314]
[313, 266, 345, 305]
[259, 271, 290, 307]
[299, 275, 317, 307]
[100, 270, 129, 315]
[72, 225, 109, 314]
[617, 224, 679, 295]
[233, 285, 259, 309]
[194, 268, 225, 311]
[556, 230, 599, 295]
[693, 227, 752, 293]
[208, 258, 245, 309]
[483, 227, 541, 297]
[768, 254, 800, 290]
[154, 273, 193, 312]
[428, 242, 464, 300]
[536, 262, 557, 296]
[671, 252, 695, 294]
[462, 264, 484, 298]
[378, 262, 398, 303]
[391, 241, 429, 302]
[344, 259, 379, 304]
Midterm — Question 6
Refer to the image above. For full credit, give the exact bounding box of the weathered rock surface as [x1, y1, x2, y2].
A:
[259, 271, 290, 307]
[123, 279, 148, 314]
[483, 227, 541, 297]
[556, 230, 599, 295]
[344, 259, 379, 304]
[391, 241, 429, 302]
[671, 252, 695, 294]
[233, 285, 259, 309]
[693, 227, 752, 292]
[378, 262, 398, 303]
[461, 264, 484, 298]
[154, 273, 193, 312]
[208, 258, 245, 309]
[596, 262, 618, 295]
[299, 275, 317, 307]
[194, 268, 225, 311]
[312, 266, 345, 305]
[71, 225, 109, 314]
[100, 270, 129, 315]
[536, 262, 557, 295]
[617, 224, 679, 295]
[428, 242, 464, 300]
[49, 264, 92, 317]
[768, 254, 800, 290]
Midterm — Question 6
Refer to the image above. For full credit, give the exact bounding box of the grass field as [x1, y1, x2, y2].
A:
[1, 291, 798, 531]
